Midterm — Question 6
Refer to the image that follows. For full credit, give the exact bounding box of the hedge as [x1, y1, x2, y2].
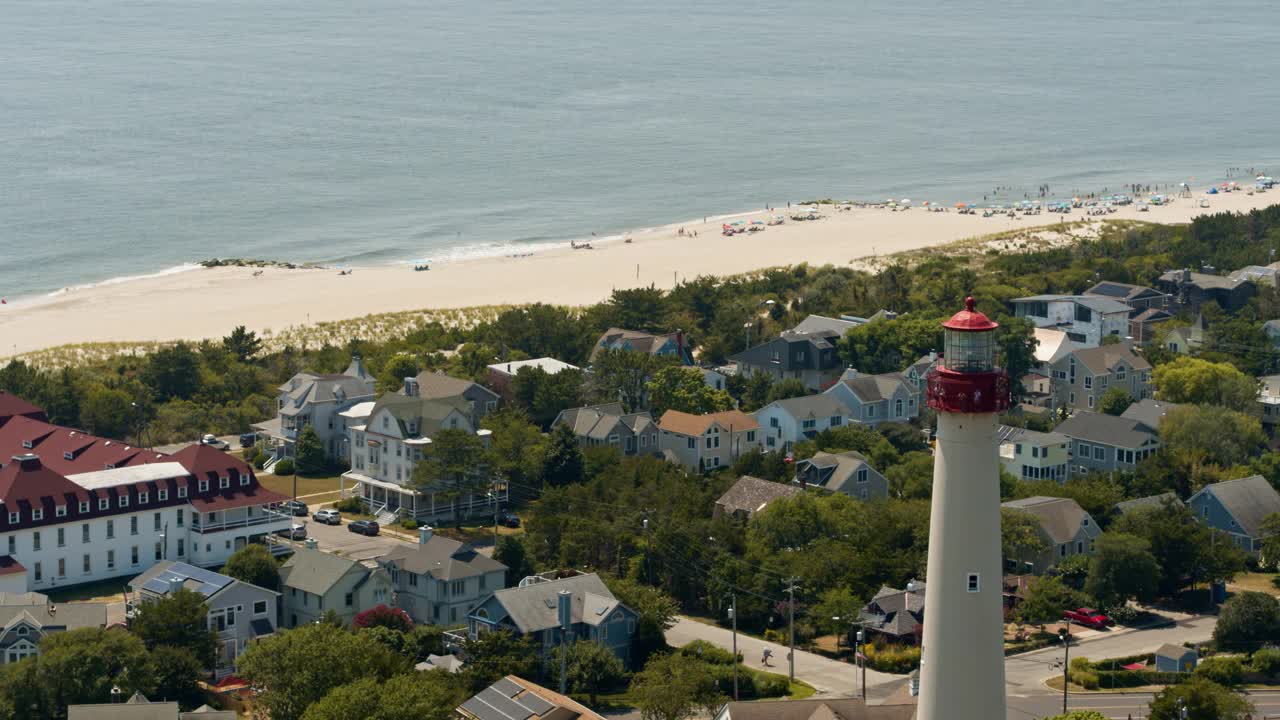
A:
[862, 643, 921, 673]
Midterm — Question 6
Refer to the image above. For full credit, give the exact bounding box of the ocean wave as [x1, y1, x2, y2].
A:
[43, 263, 202, 296]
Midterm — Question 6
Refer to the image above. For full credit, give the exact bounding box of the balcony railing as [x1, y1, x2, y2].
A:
[191, 509, 291, 533]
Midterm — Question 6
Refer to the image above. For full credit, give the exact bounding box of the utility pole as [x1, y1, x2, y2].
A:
[728, 594, 739, 701]
[1060, 619, 1072, 715]
[786, 578, 798, 683]
[642, 516, 652, 585]
[492, 478, 499, 547]
[857, 627, 866, 699]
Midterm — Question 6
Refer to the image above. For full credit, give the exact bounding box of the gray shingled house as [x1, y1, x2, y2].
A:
[0, 591, 107, 665]
[859, 582, 925, 645]
[1188, 475, 1280, 555]
[1049, 344, 1152, 413]
[467, 572, 638, 666]
[406, 370, 501, 428]
[377, 527, 508, 626]
[551, 403, 658, 457]
[254, 356, 376, 463]
[279, 548, 393, 628]
[823, 370, 919, 426]
[1054, 411, 1160, 477]
[458, 675, 606, 720]
[713, 475, 802, 521]
[1001, 496, 1103, 573]
[793, 451, 889, 501]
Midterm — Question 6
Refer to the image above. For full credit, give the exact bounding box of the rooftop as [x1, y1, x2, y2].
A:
[67, 462, 190, 491]
[487, 358, 579, 377]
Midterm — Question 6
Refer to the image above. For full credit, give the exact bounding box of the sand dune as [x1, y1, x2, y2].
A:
[1, 190, 1274, 358]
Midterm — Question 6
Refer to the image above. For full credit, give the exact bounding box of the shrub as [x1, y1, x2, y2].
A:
[762, 629, 784, 644]
[679, 639, 738, 665]
[353, 605, 413, 633]
[1070, 670, 1100, 690]
[749, 670, 790, 698]
[1106, 604, 1140, 625]
[862, 643, 921, 673]
[1252, 647, 1280, 675]
[1195, 656, 1245, 686]
[273, 458, 295, 476]
[254, 454, 267, 470]
[333, 497, 365, 513]
[401, 519, 419, 530]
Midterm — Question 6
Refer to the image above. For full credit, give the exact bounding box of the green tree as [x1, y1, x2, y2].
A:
[512, 366, 586, 427]
[236, 623, 409, 720]
[379, 353, 419, 392]
[603, 285, 668, 333]
[810, 587, 863, 637]
[630, 652, 723, 720]
[301, 672, 464, 720]
[764, 377, 808, 403]
[1160, 405, 1266, 471]
[130, 588, 219, 667]
[1112, 500, 1245, 596]
[223, 543, 281, 591]
[1017, 576, 1089, 624]
[1152, 356, 1258, 411]
[1084, 533, 1160, 607]
[1098, 386, 1135, 416]
[1213, 591, 1280, 651]
[148, 645, 205, 710]
[222, 325, 263, 363]
[294, 424, 328, 473]
[549, 641, 627, 706]
[404, 625, 446, 662]
[542, 424, 585, 487]
[885, 452, 933, 499]
[738, 371, 774, 411]
[590, 349, 666, 412]
[457, 630, 539, 693]
[494, 536, 537, 587]
[0, 628, 154, 718]
[143, 343, 203, 400]
[482, 410, 546, 488]
[1043, 712, 1110, 720]
[607, 577, 681, 665]
[79, 384, 135, 439]
[1001, 507, 1049, 570]
[645, 366, 733, 415]
[484, 304, 591, 365]
[1261, 512, 1280, 569]
[1147, 676, 1252, 720]
[411, 428, 487, 522]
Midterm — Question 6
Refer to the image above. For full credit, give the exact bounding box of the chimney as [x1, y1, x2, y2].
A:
[928, 351, 937, 363]
[675, 329, 686, 362]
[1182, 268, 1192, 282]
[906, 579, 916, 593]
[403, 377, 419, 397]
[476, 429, 493, 448]
[557, 590, 572, 631]
[12, 454, 41, 471]
[419, 526, 434, 545]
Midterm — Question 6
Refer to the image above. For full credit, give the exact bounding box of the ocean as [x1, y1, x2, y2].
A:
[2, 0, 1278, 299]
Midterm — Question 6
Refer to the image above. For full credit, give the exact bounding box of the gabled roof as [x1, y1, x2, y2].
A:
[1158, 269, 1251, 291]
[718, 698, 916, 720]
[0, 392, 46, 426]
[1120, 399, 1184, 429]
[1115, 492, 1183, 515]
[553, 404, 654, 440]
[590, 328, 688, 363]
[657, 409, 758, 436]
[459, 675, 606, 720]
[378, 535, 507, 581]
[788, 315, 861, 336]
[1069, 344, 1152, 375]
[480, 573, 628, 634]
[410, 371, 499, 403]
[832, 372, 912, 403]
[1132, 307, 1174, 324]
[1002, 496, 1101, 545]
[765, 394, 848, 420]
[1054, 411, 1158, 449]
[996, 425, 1068, 447]
[1033, 328, 1083, 365]
[0, 415, 166, 476]
[716, 476, 802, 517]
[368, 393, 472, 437]
[281, 548, 367, 597]
[0, 594, 106, 631]
[795, 451, 878, 494]
[1155, 643, 1196, 660]
[127, 561, 252, 600]
[1193, 475, 1280, 538]
[277, 371, 374, 413]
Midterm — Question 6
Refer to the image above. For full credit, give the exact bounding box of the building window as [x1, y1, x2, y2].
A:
[107, 550, 115, 570]
[57, 528, 65, 547]
[5, 537, 12, 555]
[1093, 446, 1105, 461]
[831, 416, 843, 427]
[451, 580, 466, 596]
[6, 512, 16, 524]
[32, 508, 43, 522]
[159, 489, 168, 501]
[33, 563, 42, 582]
[966, 573, 979, 593]
[155, 542, 162, 561]
[154, 512, 162, 531]
[746, 430, 755, 442]
[82, 524, 90, 543]
[241, 476, 250, 486]
[686, 437, 695, 450]
[1084, 376, 1092, 390]
[254, 600, 268, 616]
[56, 505, 66, 518]
[178, 486, 188, 498]
[345, 593, 354, 607]
[57, 558, 65, 578]
[83, 554, 91, 574]
[33, 532, 40, 551]
[199, 480, 209, 492]
[895, 399, 904, 416]
[857, 468, 869, 483]
[177, 539, 185, 557]
[802, 419, 816, 430]
[131, 517, 139, 535]
[177, 509, 184, 527]
[106, 520, 115, 539]
[131, 546, 139, 565]
[119, 495, 129, 508]
[138, 492, 148, 504]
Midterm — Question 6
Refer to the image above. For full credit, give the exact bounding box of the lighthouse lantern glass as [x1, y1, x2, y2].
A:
[943, 327, 994, 373]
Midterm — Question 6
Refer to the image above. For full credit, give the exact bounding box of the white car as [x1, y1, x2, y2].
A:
[312, 509, 341, 525]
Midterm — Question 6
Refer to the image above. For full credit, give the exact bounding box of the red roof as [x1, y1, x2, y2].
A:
[0, 416, 166, 476]
[169, 442, 251, 479]
[190, 485, 289, 512]
[0, 455, 90, 507]
[0, 555, 27, 576]
[942, 296, 999, 332]
[0, 392, 47, 427]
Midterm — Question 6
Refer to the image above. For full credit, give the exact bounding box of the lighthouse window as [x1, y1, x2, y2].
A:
[966, 573, 979, 593]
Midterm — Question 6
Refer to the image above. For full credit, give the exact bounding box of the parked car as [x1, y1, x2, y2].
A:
[282, 500, 309, 517]
[201, 434, 229, 450]
[499, 513, 521, 528]
[348, 520, 380, 536]
[239, 432, 258, 448]
[1063, 607, 1109, 630]
[276, 524, 307, 540]
[312, 508, 341, 525]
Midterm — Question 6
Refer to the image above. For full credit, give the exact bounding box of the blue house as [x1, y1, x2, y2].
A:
[1187, 475, 1280, 555]
[1154, 643, 1197, 673]
[467, 572, 638, 666]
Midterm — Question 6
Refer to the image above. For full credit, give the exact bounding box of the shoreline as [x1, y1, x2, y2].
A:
[2, 187, 1276, 359]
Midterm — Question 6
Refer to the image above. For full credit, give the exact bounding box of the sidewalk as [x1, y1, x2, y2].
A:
[666, 616, 904, 697]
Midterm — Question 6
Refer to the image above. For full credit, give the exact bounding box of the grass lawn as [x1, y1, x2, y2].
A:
[1227, 571, 1278, 595]
[259, 473, 345, 499]
[47, 577, 130, 604]
[582, 673, 814, 711]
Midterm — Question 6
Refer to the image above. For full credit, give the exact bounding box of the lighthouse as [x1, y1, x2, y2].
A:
[917, 297, 1010, 720]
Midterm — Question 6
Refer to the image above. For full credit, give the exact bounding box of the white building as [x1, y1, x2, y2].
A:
[0, 445, 290, 593]
[253, 356, 376, 466]
[1011, 295, 1131, 346]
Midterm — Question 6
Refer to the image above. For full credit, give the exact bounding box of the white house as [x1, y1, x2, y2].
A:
[1011, 295, 1131, 347]
[252, 356, 376, 466]
[754, 394, 850, 452]
[823, 370, 918, 426]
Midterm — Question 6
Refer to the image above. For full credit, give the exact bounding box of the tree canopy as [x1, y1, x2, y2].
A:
[1152, 356, 1258, 411]
[223, 543, 282, 592]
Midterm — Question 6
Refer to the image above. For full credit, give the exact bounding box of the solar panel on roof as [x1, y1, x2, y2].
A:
[491, 677, 524, 698]
[462, 688, 536, 720]
[519, 693, 555, 716]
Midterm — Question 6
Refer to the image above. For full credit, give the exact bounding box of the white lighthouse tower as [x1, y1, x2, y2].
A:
[917, 297, 1010, 720]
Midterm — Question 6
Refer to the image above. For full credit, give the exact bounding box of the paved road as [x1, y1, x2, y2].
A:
[666, 616, 900, 698]
[1011, 689, 1280, 719]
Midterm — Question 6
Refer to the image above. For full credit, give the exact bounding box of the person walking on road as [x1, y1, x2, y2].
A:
[762, 648, 773, 666]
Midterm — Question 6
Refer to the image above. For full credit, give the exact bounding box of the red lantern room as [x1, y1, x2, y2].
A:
[926, 297, 1010, 414]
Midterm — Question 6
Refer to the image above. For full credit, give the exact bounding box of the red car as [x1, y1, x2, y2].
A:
[1063, 607, 1109, 630]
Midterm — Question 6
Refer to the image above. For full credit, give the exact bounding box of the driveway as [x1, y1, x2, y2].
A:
[666, 616, 901, 698]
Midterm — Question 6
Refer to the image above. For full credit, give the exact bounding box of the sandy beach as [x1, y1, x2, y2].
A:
[2, 189, 1276, 358]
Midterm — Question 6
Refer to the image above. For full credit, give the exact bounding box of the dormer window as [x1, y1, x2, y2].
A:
[7, 512, 16, 524]
[199, 479, 209, 492]
[32, 509, 43, 521]
[79, 501, 89, 513]
[158, 489, 168, 501]
[220, 476, 230, 489]
[56, 505, 67, 518]
[240, 476, 250, 486]
[99, 498, 109, 510]
[16, 626, 27, 636]
[21, 440, 32, 449]
[138, 492, 148, 504]
[63, 452, 74, 461]
[179, 486, 188, 498]
[119, 495, 129, 508]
